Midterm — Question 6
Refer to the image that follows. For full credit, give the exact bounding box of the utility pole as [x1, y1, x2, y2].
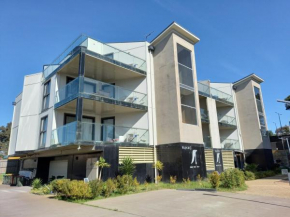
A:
[275, 112, 283, 133]
[273, 122, 278, 134]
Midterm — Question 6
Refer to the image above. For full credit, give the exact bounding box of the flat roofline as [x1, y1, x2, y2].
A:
[150, 22, 200, 45]
[233, 73, 264, 85]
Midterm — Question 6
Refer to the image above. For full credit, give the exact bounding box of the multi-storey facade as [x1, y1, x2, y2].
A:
[8, 22, 273, 182]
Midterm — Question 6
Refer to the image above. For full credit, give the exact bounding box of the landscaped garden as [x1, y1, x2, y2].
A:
[30, 157, 284, 202]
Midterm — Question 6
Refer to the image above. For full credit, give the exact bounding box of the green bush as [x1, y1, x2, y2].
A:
[119, 157, 136, 175]
[32, 178, 42, 189]
[254, 170, 276, 179]
[116, 175, 132, 194]
[244, 171, 255, 180]
[103, 178, 116, 197]
[51, 179, 92, 199]
[31, 184, 52, 195]
[244, 164, 258, 172]
[89, 180, 103, 198]
[209, 171, 220, 189]
[220, 168, 245, 189]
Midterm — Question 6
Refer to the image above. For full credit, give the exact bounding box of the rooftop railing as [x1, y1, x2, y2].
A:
[198, 82, 233, 105]
[55, 77, 147, 107]
[218, 114, 236, 127]
[43, 35, 147, 79]
[51, 121, 149, 146]
[220, 138, 240, 150]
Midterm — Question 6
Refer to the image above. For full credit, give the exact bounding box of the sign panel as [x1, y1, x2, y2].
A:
[281, 169, 288, 175]
[213, 149, 223, 173]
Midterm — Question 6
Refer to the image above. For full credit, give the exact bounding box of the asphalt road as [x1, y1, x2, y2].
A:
[1, 185, 290, 217]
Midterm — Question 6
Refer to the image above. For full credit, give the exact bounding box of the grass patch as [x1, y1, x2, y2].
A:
[0, 174, 4, 185]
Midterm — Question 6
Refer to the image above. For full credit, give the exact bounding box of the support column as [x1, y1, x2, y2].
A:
[76, 52, 86, 142]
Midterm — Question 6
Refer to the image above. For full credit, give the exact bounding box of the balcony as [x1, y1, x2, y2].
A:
[200, 108, 209, 123]
[220, 138, 240, 150]
[198, 82, 234, 106]
[218, 114, 236, 129]
[51, 121, 149, 147]
[55, 77, 147, 111]
[43, 35, 147, 80]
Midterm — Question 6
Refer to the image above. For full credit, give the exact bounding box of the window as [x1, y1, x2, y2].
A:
[42, 80, 51, 110]
[177, 44, 197, 125]
[254, 87, 261, 100]
[177, 44, 194, 88]
[180, 87, 197, 125]
[39, 116, 48, 148]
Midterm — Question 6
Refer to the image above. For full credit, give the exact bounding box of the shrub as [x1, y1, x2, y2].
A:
[220, 168, 245, 189]
[169, 176, 177, 184]
[244, 171, 255, 181]
[31, 184, 52, 195]
[51, 179, 92, 199]
[209, 171, 220, 189]
[153, 161, 164, 183]
[103, 178, 116, 197]
[156, 175, 162, 183]
[183, 178, 191, 184]
[244, 164, 258, 172]
[89, 180, 103, 198]
[119, 157, 136, 176]
[116, 175, 133, 194]
[254, 170, 276, 179]
[32, 178, 42, 189]
[132, 177, 140, 191]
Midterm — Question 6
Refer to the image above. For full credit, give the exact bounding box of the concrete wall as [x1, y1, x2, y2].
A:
[207, 98, 221, 148]
[152, 33, 203, 145]
[235, 80, 267, 150]
[8, 93, 22, 155]
[16, 73, 43, 151]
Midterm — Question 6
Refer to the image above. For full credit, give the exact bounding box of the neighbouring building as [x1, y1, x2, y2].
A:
[8, 22, 273, 183]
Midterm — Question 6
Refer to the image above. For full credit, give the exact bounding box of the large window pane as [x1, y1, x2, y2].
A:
[178, 64, 194, 87]
[254, 87, 261, 100]
[256, 99, 263, 113]
[180, 87, 195, 107]
[259, 114, 265, 126]
[177, 44, 192, 68]
[181, 105, 197, 125]
[180, 87, 197, 125]
[42, 80, 51, 110]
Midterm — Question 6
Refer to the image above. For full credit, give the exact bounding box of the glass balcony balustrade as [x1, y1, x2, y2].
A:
[43, 35, 146, 79]
[200, 108, 209, 123]
[198, 82, 233, 105]
[55, 77, 147, 107]
[51, 121, 149, 146]
[217, 114, 237, 127]
[220, 138, 240, 150]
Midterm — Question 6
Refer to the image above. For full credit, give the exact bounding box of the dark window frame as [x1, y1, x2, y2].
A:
[42, 80, 51, 111]
[39, 116, 48, 148]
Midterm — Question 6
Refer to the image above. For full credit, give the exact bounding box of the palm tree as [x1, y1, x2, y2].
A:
[95, 157, 111, 180]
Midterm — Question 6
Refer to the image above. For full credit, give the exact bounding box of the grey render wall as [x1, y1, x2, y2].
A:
[153, 34, 181, 145]
[235, 80, 264, 150]
[152, 32, 203, 145]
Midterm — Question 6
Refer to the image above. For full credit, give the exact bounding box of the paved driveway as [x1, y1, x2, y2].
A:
[1, 185, 290, 217]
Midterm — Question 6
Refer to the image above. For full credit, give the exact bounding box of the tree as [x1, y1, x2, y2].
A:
[285, 95, 290, 101]
[276, 125, 290, 135]
[268, 130, 275, 136]
[119, 157, 135, 175]
[0, 122, 11, 157]
[95, 157, 111, 181]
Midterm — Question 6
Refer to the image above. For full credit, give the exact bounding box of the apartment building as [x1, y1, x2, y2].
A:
[8, 22, 273, 183]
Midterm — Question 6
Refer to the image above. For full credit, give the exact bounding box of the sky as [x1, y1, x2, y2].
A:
[0, 0, 289, 132]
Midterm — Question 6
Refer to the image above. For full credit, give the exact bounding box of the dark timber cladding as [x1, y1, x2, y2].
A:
[157, 143, 206, 181]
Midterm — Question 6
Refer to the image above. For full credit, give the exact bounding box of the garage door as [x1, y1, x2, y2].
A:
[48, 160, 68, 179]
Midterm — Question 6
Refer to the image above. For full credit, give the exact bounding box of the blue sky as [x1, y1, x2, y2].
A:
[0, 0, 289, 132]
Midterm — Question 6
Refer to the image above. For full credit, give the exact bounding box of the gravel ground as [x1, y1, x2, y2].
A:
[238, 175, 290, 198]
